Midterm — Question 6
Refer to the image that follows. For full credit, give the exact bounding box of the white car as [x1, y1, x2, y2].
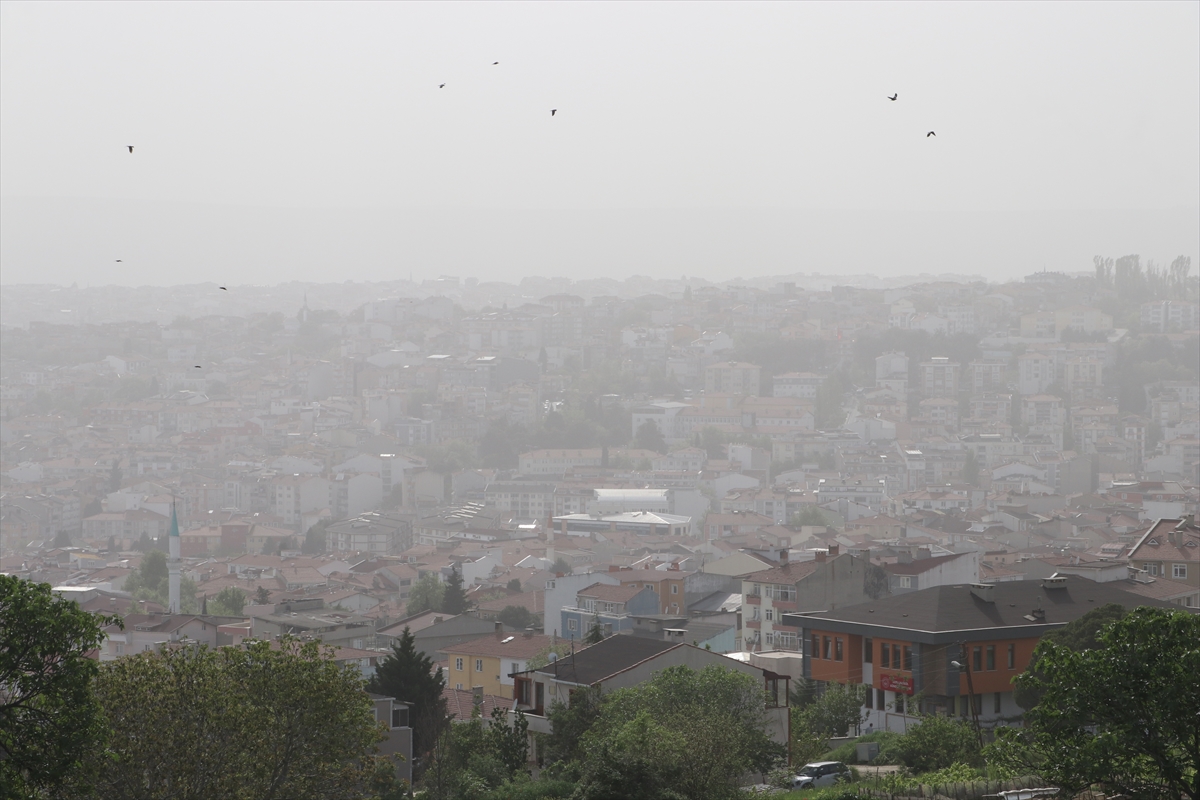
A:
[792, 761, 851, 789]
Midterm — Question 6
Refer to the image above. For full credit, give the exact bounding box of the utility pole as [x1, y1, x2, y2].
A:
[952, 642, 984, 750]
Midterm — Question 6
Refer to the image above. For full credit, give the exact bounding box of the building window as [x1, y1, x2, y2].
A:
[456, 683, 463, 690]
[892, 644, 901, 669]
[864, 686, 873, 709]
[811, 633, 820, 658]
[1148, 564, 1160, 576]
[671, 584, 679, 594]
[864, 637, 873, 663]
[475, 659, 483, 672]
[1174, 564, 1188, 579]
[994, 692, 1002, 714]
[835, 638, 844, 662]
[895, 693, 905, 714]
[986, 646, 996, 671]
[392, 706, 409, 728]
[902, 646, 912, 671]
[823, 636, 832, 660]
[881, 643, 891, 668]
[1008, 644, 1016, 669]
[455, 658, 464, 671]
[876, 688, 885, 709]
[973, 646, 982, 673]
[899, 576, 912, 588]
[568, 619, 577, 632]
[765, 609, 774, 621]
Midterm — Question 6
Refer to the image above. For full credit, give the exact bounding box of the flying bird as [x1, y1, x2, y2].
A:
[550, 109, 556, 116]
[115, 259, 122, 263]
[219, 286, 227, 290]
[439, 83, 445, 88]
[926, 131, 936, 137]
[127, 146, 134, 153]
[888, 94, 897, 101]
[492, 61, 499, 65]
[194, 366, 203, 369]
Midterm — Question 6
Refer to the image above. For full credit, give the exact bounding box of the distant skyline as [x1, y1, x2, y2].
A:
[2, 1, 1197, 286]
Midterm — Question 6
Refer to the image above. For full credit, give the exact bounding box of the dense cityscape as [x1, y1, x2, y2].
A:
[3, 262, 1198, 798]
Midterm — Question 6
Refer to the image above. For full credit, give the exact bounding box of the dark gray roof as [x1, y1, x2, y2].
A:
[531, 635, 677, 686]
[783, 575, 1189, 644]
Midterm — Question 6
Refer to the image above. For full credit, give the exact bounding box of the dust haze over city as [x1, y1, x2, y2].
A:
[1, 3, 1199, 800]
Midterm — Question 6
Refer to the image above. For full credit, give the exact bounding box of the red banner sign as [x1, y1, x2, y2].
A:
[879, 673, 913, 695]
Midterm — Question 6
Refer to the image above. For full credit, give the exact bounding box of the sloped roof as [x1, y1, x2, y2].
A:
[795, 575, 1185, 643]
[530, 635, 678, 685]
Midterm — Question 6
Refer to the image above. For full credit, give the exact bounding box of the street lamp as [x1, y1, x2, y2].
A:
[951, 648, 984, 749]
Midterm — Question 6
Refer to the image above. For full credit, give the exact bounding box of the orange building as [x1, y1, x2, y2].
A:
[784, 574, 1183, 732]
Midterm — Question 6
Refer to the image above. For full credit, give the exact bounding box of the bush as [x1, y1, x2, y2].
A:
[821, 730, 900, 764]
[888, 715, 981, 773]
[482, 779, 575, 800]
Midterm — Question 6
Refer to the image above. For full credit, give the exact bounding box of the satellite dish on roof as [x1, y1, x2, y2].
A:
[547, 652, 558, 663]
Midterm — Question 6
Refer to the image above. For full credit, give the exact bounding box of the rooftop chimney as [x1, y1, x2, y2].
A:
[815, 550, 826, 563]
[969, 583, 995, 603]
[494, 621, 503, 639]
[828, 543, 840, 557]
[779, 549, 790, 568]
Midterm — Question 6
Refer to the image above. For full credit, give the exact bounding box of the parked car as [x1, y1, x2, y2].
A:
[792, 761, 851, 789]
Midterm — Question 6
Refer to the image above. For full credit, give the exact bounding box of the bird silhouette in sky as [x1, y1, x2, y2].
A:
[127, 146, 134, 153]
[194, 365, 203, 369]
[492, 61, 499, 65]
[439, 83, 445, 88]
[115, 259, 123, 263]
[550, 109, 556, 116]
[927, 131, 936, 137]
[888, 94, 898, 101]
[219, 286, 227, 290]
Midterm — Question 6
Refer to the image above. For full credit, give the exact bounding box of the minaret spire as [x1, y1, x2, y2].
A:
[168, 500, 181, 614]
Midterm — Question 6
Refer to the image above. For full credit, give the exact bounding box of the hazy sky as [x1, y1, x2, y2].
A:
[2, 1, 1197, 287]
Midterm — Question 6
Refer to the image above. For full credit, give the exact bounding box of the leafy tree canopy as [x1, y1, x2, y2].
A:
[87, 637, 392, 800]
[497, 605, 536, 631]
[1013, 602, 1128, 710]
[207, 586, 247, 617]
[574, 665, 785, 800]
[0, 577, 118, 799]
[406, 573, 445, 617]
[988, 606, 1200, 800]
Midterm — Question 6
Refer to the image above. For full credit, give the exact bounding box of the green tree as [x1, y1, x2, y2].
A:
[634, 420, 668, 454]
[368, 626, 448, 758]
[53, 528, 72, 547]
[506, 578, 523, 592]
[405, 573, 445, 616]
[584, 613, 606, 644]
[988, 607, 1200, 800]
[124, 549, 198, 611]
[441, 566, 468, 615]
[890, 713, 981, 774]
[544, 686, 604, 771]
[486, 705, 530, 779]
[961, 449, 979, 485]
[497, 605, 536, 631]
[207, 587, 247, 616]
[0, 576, 118, 799]
[796, 681, 868, 737]
[254, 585, 271, 605]
[88, 638, 387, 800]
[302, 521, 327, 555]
[574, 665, 785, 799]
[1013, 602, 1128, 710]
[551, 557, 572, 576]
